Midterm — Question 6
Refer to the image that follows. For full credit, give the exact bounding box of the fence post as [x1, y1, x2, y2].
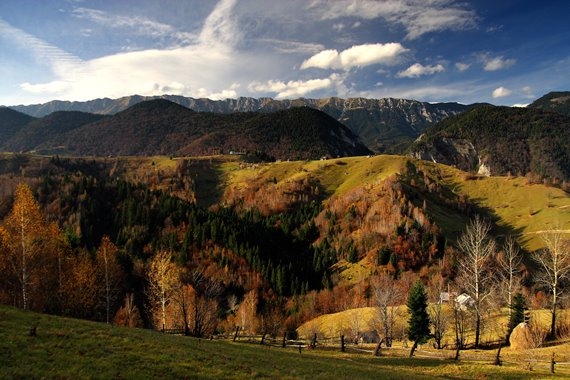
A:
[494, 343, 502, 366]
[550, 352, 555, 374]
[282, 331, 287, 348]
[233, 326, 240, 342]
[310, 333, 317, 349]
[340, 335, 345, 352]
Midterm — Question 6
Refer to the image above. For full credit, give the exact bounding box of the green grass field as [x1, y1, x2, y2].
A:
[1, 305, 567, 379]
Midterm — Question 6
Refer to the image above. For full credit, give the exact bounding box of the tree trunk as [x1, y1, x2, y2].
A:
[550, 286, 557, 340]
[494, 343, 502, 366]
[409, 339, 419, 358]
[233, 326, 240, 342]
[475, 313, 481, 348]
[373, 338, 383, 356]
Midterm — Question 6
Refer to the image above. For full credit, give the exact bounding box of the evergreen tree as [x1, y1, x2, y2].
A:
[507, 292, 527, 340]
[407, 280, 431, 357]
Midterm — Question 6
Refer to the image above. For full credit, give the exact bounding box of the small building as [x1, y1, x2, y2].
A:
[439, 291, 457, 304]
[454, 293, 475, 310]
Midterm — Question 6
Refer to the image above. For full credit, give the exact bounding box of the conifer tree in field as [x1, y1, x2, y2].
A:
[407, 280, 430, 357]
[507, 292, 527, 341]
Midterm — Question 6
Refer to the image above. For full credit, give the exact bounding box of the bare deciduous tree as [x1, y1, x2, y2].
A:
[96, 236, 123, 324]
[427, 273, 450, 349]
[457, 215, 496, 348]
[186, 269, 222, 337]
[370, 272, 401, 348]
[497, 235, 522, 325]
[532, 230, 570, 339]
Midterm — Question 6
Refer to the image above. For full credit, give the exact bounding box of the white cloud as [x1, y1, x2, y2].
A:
[72, 7, 196, 46]
[455, 62, 470, 72]
[9, 0, 266, 102]
[300, 43, 408, 70]
[396, 63, 445, 78]
[248, 75, 339, 99]
[198, 0, 240, 48]
[260, 39, 324, 54]
[312, 0, 477, 39]
[20, 81, 71, 94]
[0, 19, 83, 76]
[480, 54, 516, 71]
[521, 86, 535, 99]
[492, 86, 512, 98]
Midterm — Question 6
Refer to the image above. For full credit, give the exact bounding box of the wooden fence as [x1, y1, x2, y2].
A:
[164, 330, 570, 376]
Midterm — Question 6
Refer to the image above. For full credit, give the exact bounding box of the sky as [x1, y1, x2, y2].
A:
[1, 0, 569, 107]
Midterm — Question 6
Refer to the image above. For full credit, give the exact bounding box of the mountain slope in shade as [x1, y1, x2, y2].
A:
[1, 111, 106, 152]
[528, 91, 570, 116]
[0, 107, 35, 143]
[410, 105, 570, 180]
[10, 95, 469, 153]
[23, 99, 371, 159]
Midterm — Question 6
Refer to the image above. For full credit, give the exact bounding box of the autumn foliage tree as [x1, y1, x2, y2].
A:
[0, 183, 49, 310]
[146, 250, 180, 330]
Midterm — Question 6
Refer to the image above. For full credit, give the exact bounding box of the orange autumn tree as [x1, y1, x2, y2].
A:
[0, 183, 48, 310]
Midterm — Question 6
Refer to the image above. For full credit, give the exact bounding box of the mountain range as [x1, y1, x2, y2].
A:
[3, 91, 570, 180]
[9, 95, 470, 153]
[0, 100, 370, 160]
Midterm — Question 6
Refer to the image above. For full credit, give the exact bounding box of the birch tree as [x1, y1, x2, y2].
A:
[371, 272, 401, 347]
[146, 250, 179, 330]
[497, 236, 522, 323]
[95, 236, 123, 324]
[0, 183, 46, 310]
[456, 215, 496, 348]
[532, 230, 570, 339]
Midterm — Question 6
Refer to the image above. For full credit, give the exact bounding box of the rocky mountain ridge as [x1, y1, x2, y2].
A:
[10, 95, 469, 153]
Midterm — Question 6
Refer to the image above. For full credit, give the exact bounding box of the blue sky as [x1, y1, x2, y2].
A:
[1, 0, 569, 106]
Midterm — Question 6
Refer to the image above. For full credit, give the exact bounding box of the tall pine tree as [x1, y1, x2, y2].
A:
[407, 280, 431, 357]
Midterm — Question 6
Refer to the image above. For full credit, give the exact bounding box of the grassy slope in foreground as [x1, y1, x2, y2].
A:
[0, 306, 563, 379]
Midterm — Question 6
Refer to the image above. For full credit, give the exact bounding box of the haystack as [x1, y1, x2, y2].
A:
[509, 322, 533, 349]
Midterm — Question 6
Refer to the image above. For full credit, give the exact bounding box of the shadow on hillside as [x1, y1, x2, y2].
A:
[183, 158, 227, 208]
[458, 197, 529, 255]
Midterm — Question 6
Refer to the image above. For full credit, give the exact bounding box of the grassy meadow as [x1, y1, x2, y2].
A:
[1, 305, 568, 379]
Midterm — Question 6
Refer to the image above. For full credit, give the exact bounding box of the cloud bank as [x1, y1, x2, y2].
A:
[300, 43, 408, 70]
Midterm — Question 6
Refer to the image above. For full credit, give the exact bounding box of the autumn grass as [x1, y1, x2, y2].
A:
[457, 176, 570, 251]
[2, 305, 565, 379]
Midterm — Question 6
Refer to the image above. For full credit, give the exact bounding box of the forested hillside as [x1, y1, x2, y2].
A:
[528, 91, 570, 116]
[1, 153, 569, 345]
[410, 105, 570, 181]
[10, 95, 469, 153]
[1, 100, 370, 160]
